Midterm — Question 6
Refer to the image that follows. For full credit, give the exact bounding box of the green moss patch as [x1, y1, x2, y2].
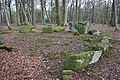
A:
[19, 25, 34, 33]
[53, 27, 65, 32]
[42, 27, 53, 33]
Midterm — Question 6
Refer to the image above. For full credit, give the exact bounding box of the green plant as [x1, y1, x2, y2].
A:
[29, 47, 35, 51]
[82, 41, 90, 46]
[84, 38, 94, 42]
[28, 52, 36, 56]
[62, 75, 70, 80]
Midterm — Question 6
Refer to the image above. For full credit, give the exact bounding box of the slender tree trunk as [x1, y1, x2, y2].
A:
[40, 0, 45, 24]
[44, 0, 51, 23]
[78, 0, 81, 21]
[3, 0, 11, 30]
[15, 0, 20, 25]
[91, 0, 95, 23]
[110, 0, 115, 26]
[31, 0, 35, 26]
[8, 0, 12, 23]
[114, 0, 119, 31]
[55, 0, 62, 26]
[0, 0, 2, 30]
[63, 0, 68, 26]
[19, 0, 28, 25]
[75, 0, 78, 22]
[50, 0, 53, 23]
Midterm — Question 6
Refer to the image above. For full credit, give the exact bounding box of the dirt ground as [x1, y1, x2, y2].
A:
[0, 24, 120, 80]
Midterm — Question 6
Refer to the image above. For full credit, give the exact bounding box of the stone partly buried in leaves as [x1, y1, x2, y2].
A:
[65, 51, 103, 71]
[65, 51, 93, 71]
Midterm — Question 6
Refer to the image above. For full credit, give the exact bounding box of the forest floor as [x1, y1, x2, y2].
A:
[0, 24, 120, 80]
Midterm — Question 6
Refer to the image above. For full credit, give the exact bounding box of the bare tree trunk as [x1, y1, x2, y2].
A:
[31, 0, 35, 26]
[26, 0, 32, 23]
[8, 0, 12, 23]
[3, 0, 11, 30]
[55, 0, 62, 26]
[44, 0, 51, 23]
[114, 0, 119, 31]
[110, 0, 115, 26]
[40, 0, 45, 24]
[19, 0, 28, 25]
[0, 0, 2, 30]
[78, 0, 81, 22]
[91, 0, 95, 23]
[15, 0, 20, 25]
[75, 0, 78, 22]
[72, 0, 75, 22]
[63, 0, 68, 26]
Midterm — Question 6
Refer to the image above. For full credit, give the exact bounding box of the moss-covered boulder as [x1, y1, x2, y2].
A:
[42, 27, 53, 33]
[19, 25, 34, 33]
[53, 27, 65, 32]
[74, 22, 86, 34]
[65, 51, 93, 71]
[69, 21, 90, 34]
